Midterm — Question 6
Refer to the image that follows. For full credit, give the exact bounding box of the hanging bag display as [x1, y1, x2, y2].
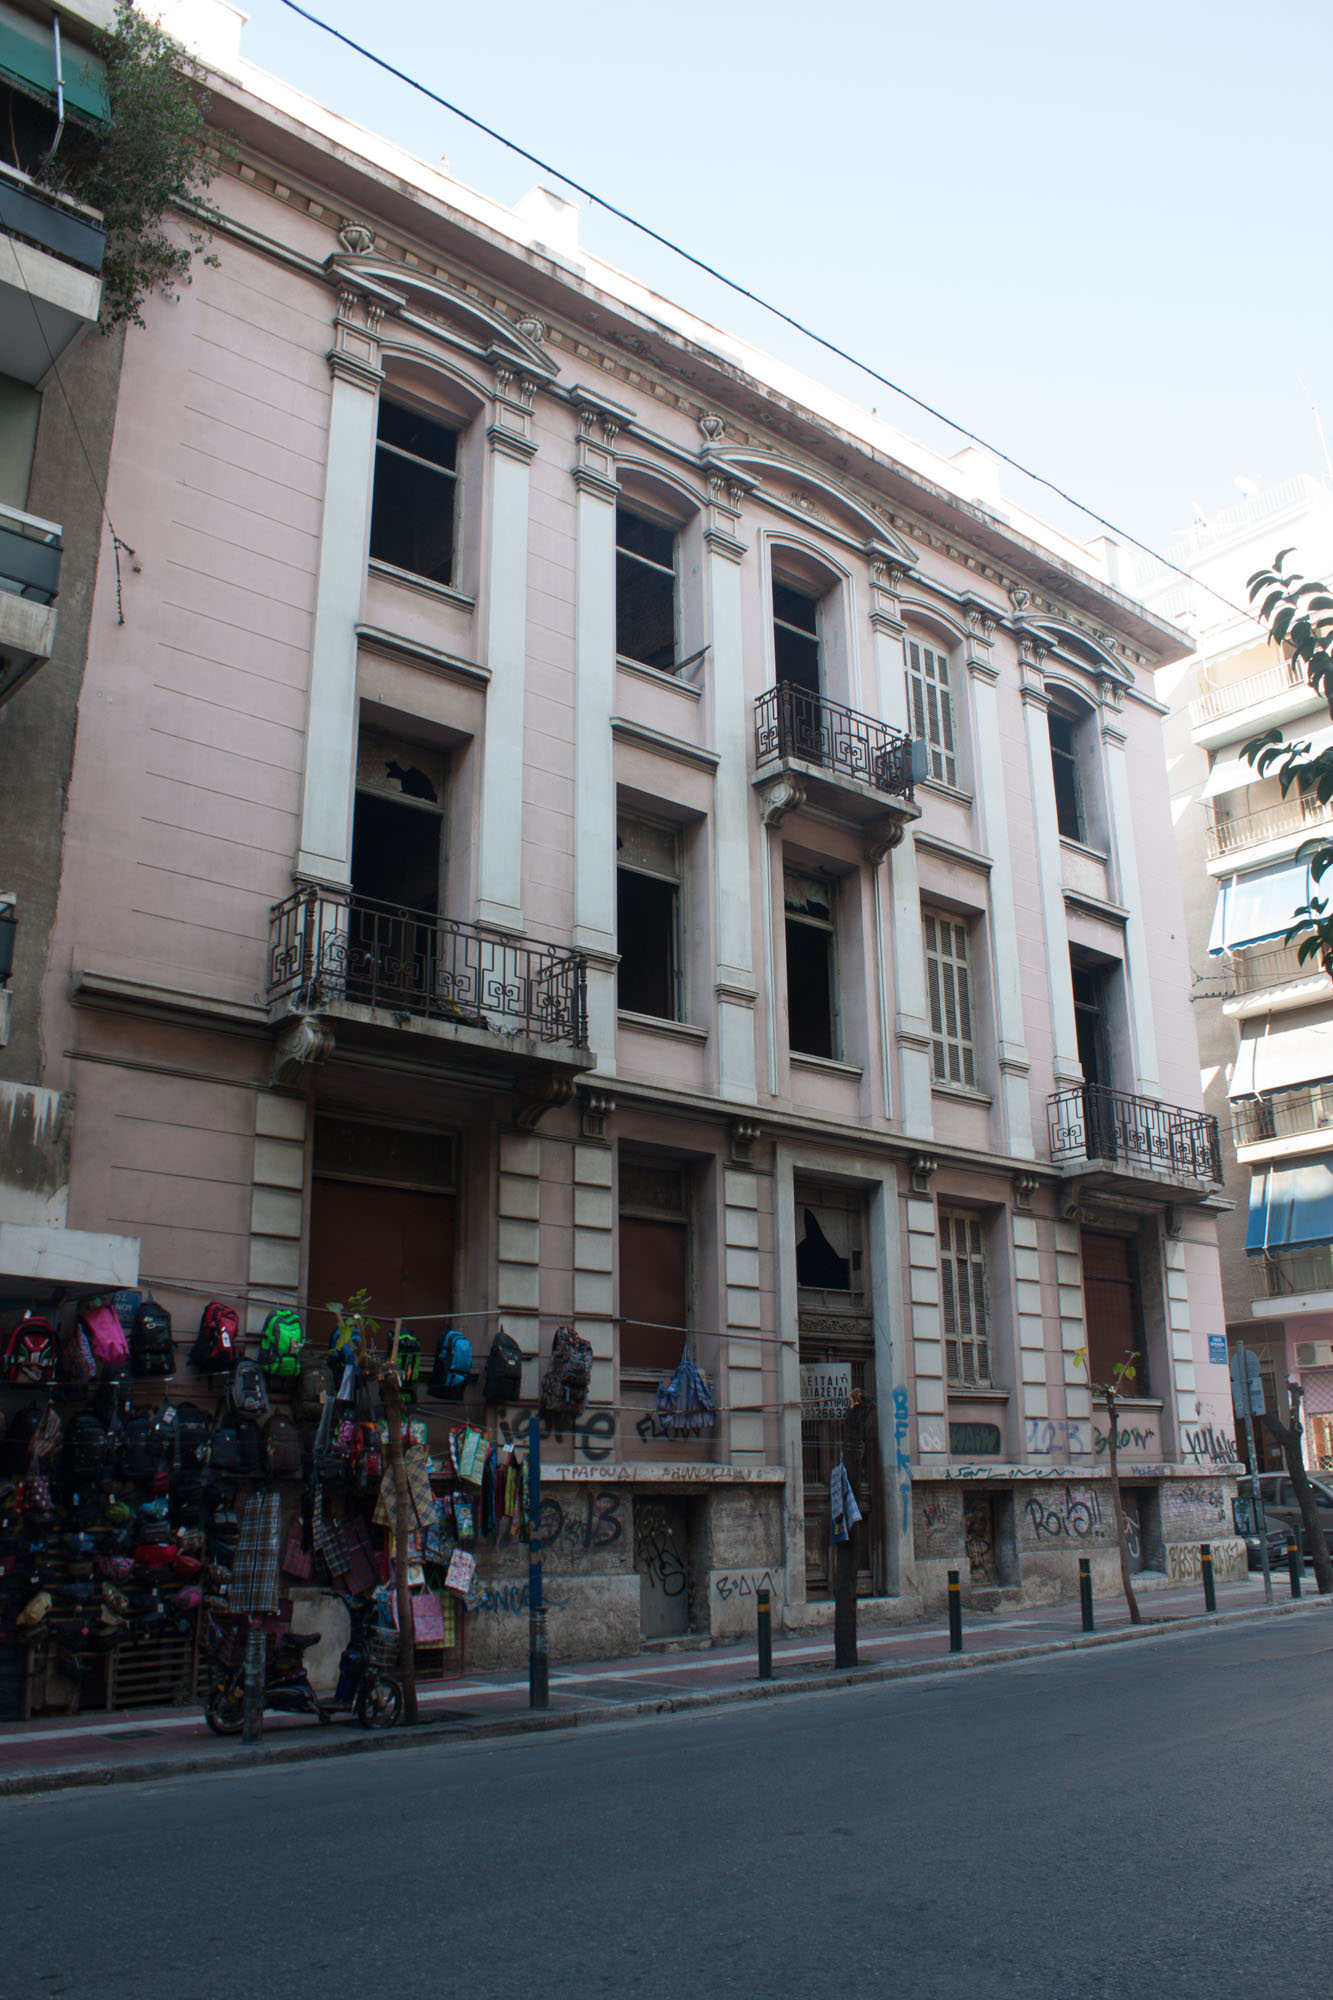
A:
[259, 1307, 305, 1380]
[539, 1324, 593, 1419]
[190, 1301, 238, 1374]
[4, 1313, 58, 1387]
[130, 1297, 174, 1378]
[57, 1319, 97, 1388]
[655, 1345, 716, 1438]
[79, 1302, 130, 1371]
[427, 1329, 472, 1401]
[229, 1359, 270, 1421]
[482, 1329, 523, 1404]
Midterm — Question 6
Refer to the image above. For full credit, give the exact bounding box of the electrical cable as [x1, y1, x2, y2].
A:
[274, 0, 1256, 624]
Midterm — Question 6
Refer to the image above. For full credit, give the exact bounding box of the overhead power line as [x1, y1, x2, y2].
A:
[273, 0, 1257, 623]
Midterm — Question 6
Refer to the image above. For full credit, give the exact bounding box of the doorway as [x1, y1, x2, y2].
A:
[634, 1495, 694, 1638]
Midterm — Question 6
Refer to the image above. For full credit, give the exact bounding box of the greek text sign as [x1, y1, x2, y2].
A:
[801, 1363, 852, 1420]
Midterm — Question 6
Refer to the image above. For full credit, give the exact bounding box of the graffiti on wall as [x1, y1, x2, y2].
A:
[1167, 1539, 1245, 1582]
[1023, 1489, 1105, 1542]
[913, 1492, 960, 1561]
[893, 1387, 911, 1533]
[1025, 1418, 1089, 1457]
[1179, 1424, 1239, 1467]
[711, 1568, 778, 1606]
[538, 1490, 623, 1556]
[1094, 1423, 1157, 1457]
[1164, 1482, 1228, 1527]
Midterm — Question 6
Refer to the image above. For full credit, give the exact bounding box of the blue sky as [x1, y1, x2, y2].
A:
[240, 0, 1333, 560]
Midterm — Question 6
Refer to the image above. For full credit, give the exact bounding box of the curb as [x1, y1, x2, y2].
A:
[3, 1593, 1328, 1801]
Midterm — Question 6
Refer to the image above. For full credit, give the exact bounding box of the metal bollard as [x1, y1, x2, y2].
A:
[947, 1569, 963, 1653]
[757, 1586, 773, 1681]
[1200, 1542, 1217, 1613]
[1286, 1537, 1303, 1599]
[1078, 1555, 1094, 1633]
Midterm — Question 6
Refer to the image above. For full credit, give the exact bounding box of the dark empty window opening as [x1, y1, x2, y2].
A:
[616, 505, 677, 672]
[619, 1159, 690, 1374]
[370, 399, 458, 586]
[773, 580, 822, 696]
[617, 817, 681, 1020]
[795, 1184, 867, 1309]
[1082, 1231, 1148, 1397]
[1071, 957, 1113, 1090]
[1048, 709, 1085, 843]
[352, 793, 442, 915]
[785, 871, 837, 1059]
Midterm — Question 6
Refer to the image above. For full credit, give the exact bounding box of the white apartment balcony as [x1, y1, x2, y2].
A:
[0, 161, 103, 383]
[0, 501, 61, 705]
[1189, 655, 1323, 751]
[1211, 942, 1333, 1020]
[1251, 1244, 1333, 1317]
[1205, 791, 1333, 869]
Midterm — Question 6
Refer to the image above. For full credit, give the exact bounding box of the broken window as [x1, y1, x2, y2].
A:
[940, 1209, 990, 1387]
[795, 1183, 866, 1310]
[1048, 707, 1086, 843]
[906, 636, 957, 787]
[616, 505, 677, 672]
[772, 579, 822, 696]
[348, 733, 448, 1011]
[617, 815, 682, 1020]
[923, 908, 976, 1087]
[369, 398, 458, 586]
[619, 1158, 690, 1373]
[785, 870, 838, 1059]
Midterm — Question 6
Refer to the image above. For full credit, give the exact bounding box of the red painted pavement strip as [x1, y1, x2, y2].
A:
[0, 1574, 1299, 1780]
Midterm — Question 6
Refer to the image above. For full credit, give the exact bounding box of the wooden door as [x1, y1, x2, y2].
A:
[307, 1177, 457, 1344]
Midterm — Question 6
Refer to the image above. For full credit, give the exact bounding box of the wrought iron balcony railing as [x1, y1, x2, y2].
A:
[268, 888, 587, 1048]
[754, 683, 915, 800]
[1206, 792, 1333, 859]
[1253, 1244, 1333, 1299]
[1232, 1078, 1333, 1147]
[1048, 1083, 1222, 1184]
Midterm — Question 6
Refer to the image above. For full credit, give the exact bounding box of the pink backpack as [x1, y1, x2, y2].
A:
[80, 1302, 129, 1370]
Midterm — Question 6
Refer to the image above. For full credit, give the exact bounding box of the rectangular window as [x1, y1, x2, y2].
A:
[617, 815, 681, 1020]
[619, 1159, 690, 1373]
[773, 579, 822, 696]
[940, 1210, 990, 1387]
[1082, 1230, 1149, 1396]
[616, 505, 677, 672]
[906, 638, 957, 787]
[369, 399, 458, 586]
[785, 870, 838, 1059]
[1048, 709, 1085, 842]
[923, 908, 976, 1087]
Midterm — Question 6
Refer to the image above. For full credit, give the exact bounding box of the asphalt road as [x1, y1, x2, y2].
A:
[3, 1615, 1329, 2000]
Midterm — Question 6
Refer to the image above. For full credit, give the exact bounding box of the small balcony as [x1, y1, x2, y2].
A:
[1253, 1244, 1333, 1303]
[1048, 1083, 1222, 1194]
[0, 502, 62, 706]
[1188, 655, 1310, 730]
[752, 684, 921, 844]
[1233, 1079, 1333, 1150]
[1206, 792, 1333, 862]
[1, 162, 104, 383]
[267, 888, 592, 1085]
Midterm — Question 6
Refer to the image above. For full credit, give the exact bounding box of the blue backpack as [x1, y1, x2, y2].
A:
[428, 1330, 472, 1400]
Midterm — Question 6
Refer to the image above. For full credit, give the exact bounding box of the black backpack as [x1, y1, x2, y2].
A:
[482, 1329, 523, 1404]
[172, 1402, 212, 1472]
[122, 1411, 171, 1485]
[67, 1413, 111, 1485]
[266, 1415, 302, 1480]
[130, 1300, 174, 1378]
[539, 1325, 593, 1419]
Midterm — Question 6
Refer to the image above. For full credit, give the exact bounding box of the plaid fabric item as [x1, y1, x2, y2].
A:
[229, 1489, 282, 1613]
[340, 1514, 379, 1597]
[374, 1442, 436, 1537]
[312, 1488, 351, 1582]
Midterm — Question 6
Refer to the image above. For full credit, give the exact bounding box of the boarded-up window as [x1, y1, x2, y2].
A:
[940, 1209, 990, 1387]
[906, 638, 957, 787]
[923, 908, 975, 1087]
[1082, 1231, 1148, 1395]
[619, 1160, 689, 1374]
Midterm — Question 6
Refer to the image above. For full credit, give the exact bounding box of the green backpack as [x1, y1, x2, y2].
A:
[397, 1330, 422, 1403]
[260, 1307, 305, 1380]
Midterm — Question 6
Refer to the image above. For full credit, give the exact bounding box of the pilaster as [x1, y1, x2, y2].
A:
[703, 449, 758, 1103]
[247, 1092, 308, 1334]
[497, 1131, 543, 1399]
[1017, 628, 1081, 1088]
[572, 1141, 615, 1411]
[1099, 675, 1161, 1097]
[723, 1167, 765, 1461]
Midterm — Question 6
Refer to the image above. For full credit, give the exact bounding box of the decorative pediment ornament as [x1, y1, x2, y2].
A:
[580, 1090, 615, 1141]
[705, 448, 917, 565]
[910, 1153, 937, 1194]
[338, 221, 376, 255]
[324, 254, 558, 383]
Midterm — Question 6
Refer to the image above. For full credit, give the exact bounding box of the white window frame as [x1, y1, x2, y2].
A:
[923, 907, 977, 1089]
[939, 1208, 991, 1388]
[906, 636, 958, 788]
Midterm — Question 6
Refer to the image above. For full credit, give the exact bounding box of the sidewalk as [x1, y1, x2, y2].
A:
[2, 1571, 1326, 1797]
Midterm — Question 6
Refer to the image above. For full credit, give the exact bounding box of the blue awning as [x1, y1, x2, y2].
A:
[1246, 1153, 1333, 1253]
[1208, 857, 1312, 956]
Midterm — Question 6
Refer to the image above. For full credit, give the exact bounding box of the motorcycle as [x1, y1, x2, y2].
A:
[203, 1595, 402, 1734]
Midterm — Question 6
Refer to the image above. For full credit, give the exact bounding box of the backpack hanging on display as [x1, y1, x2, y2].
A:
[130, 1298, 174, 1379]
[482, 1329, 523, 1404]
[395, 1329, 422, 1402]
[208, 1419, 245, 1476]
[122, 1411, 172, 1486]
[539, 1325, 593, 1419]
[655, 1345, 716, 1438]
[265, 1414, 302, 1480]
[66, 1412, 111, 1486]
[172, 1402, 212, 1472]
[79, 1302, 129, 1371]
[427, 1329, 472, 1401]
[3, 1314, 57, 1387]
[190, 1301, 238, 1375]
[57, 1320, 97, 1388]
[230, 1359, 270, 1421]
[259, 1307, 304, 1380]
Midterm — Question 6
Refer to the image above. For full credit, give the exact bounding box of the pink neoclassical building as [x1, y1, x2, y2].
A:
[0, 0, 1241, 1674]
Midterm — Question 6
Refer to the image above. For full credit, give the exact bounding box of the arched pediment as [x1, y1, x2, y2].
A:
[709, 448, 916, 562]
[327, 252, 559, 381]
[1027, 617, 1133, 684]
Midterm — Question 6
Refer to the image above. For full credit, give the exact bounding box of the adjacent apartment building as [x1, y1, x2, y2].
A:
[0, 0, 1241, 1664]
[1149, 476, 1333, 1475]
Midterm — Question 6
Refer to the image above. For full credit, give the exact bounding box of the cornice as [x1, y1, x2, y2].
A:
[610, 717, 720, 772]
